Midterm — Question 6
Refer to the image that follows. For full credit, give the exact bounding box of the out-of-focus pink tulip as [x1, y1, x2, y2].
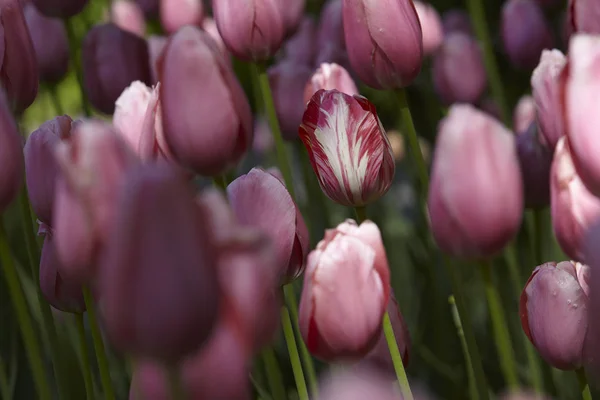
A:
[159, 26, 253, 176]
[38, 226, 85, 313]
[99, 163, 220, 361]
[24, 115, 73, 225]
[299, 89, 395, 207]
[584, 222, 600, 383]
[414, 1, 443, 56]
[252, 116, 274, 155]
[550, 137, 600, 263]
[135, 0, 159, 18]
[202, 17, 228, 58]
[442, 9, 473, 36]
[283, 17, 316, 66]
[318, 368, 402, 400]
[227, 168, 309, 283]
[569, 0, 600, 34]
[343, 0, 423, 89]
[53, 120, 138, 284]
[279, 0, 306, 36]
[212, 0, 284, 61]
[428, 105, 523, 260]
[565, 34, 600, 197]
[501, 0, 554, 70]
[520, 261, 589, 370]
[268, 60, 312, 140]
[146, 35, 167, 84]
[318, 0, 344, 49]
[111, 0, 146, 37]
[433, 33, 487, 105]
[531, 49, 567, 150]
[513, 95, 536, 133]
[517, 123, 552, 209]
[24, 4, 69, 84]
[304, 63, 359, 104]
[299, 219, 391, 361]
[160, 0, 203, 34]
[31, 0, 88, 18]
[0, 91, 23, 213]
[82, 23, 151, 114]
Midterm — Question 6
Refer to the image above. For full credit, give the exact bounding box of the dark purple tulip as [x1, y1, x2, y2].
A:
[584, 222, 600, 384]
[442, 9, 473, 36]
[135, 0, 159, 19]
[283, 16, 316, 66]
[82, 23, 151, 114]
[0, 90, 23, 213]
[31, 0, 88, 18]
[517, 122, 552, 209]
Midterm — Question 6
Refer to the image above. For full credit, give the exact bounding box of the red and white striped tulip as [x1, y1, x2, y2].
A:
[299, 89, 395, 207]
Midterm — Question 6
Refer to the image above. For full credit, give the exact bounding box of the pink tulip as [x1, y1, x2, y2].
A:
[315, 0, 348, 68]
[299, 89, 395, 207]
[279, 0, 306, 36]
[569, 0, 600, 34]
[343, 0, 423, 89]
[513, 95, 536, 133]
[516, 123, 552, 209]
[550, 137, 600, 263]
[428, 105, 523, 260]
[111, 0, 146, 37]
[0, 91, 23, 214]
[318, 368, 402, 400]
[520, 261, 589, 370]
[442, 9, 473, 36]
[31, 0, 88, 18]
[202, 17, 228, 58]
[283, 17, 316, 66]
[160, 0, 203, 34]
[299, 219, 391, 361]
[252, 116, 274, 155]
[146, 35, 167, 84]
[414, 1, 443, 56]
[304, 63, 359, 104]
[159, 26, 253, 176]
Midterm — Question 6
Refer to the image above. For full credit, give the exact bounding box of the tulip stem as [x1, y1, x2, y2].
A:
[47, 84, 65, 115]
[212, 175, 228, 193]
[0, 218, 52, 400]
[354, 206, 367, 223]
[64, 18, 92, 117]
[261, 347, 287, 400]
[82, 286, 116, 400]
[281, 305, 309, 400]
[465, 0, 510, 124]
[449, 296, 478, 400]
[383, 311, 413, 399]
[75, 313, 95, 400]
[576, 368, 592, 400]
[165, 364, 186, 400]
[480, 261, 519, 390]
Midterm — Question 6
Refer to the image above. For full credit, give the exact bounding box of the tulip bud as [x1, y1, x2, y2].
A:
[531, 49, 567, 150]
[160, 0, 203, 34]
[414, 1, 443, 56]
[227, 168, 309, 283]
[82, 23, 152, 114]
[501, 0, 554, 70]
[433, 33, 487, 105]
[283, 17, 316, 66]
[442, 9, 473, 36]
[31, 0, 88, 18]
[212, 0, 285, 61]
[299, 219, 391, 361]
[99, 163, 220, 361]
[0, 0, 38, 114]
[159, 26, 252, 176]
[202, 17, 228, 58]
[299, 89, 395, 206]
[252, 116, 274, 155]
[24, 115, 73, 225]
[513, 95, 536, 133]
[343, 0, 423, 89]
[147, 35, 167, 84]
[317, 368, 406, 400]
[428, 105, 523, 260]
[304, 63, 359, 104]
[135, 0, 159, 19]
[520, 261, 589, 370]
[24, 4, 69, 84]
[0, 91, 23, 213]
[111, 0, 146, 37]
[517, 122, 552, 209]
[569, 0, 600, 34]
[550, 137, 600, 263]
[279, 0, 306, 36]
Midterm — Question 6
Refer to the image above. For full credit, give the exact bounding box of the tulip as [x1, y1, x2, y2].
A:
[24, 4, 69, 84]
[513, 95, 536, 133]
[252, 116, 274, 155]
[24, 115, 73, 225]
[212, 0, 284, 61]
[0, 91, 23, 214]
[159, 26, 253, 176]
[517, 122, 552, 209]
[550, 137, 600, 263]
[280, 0, 306, 36]
[569, 0, 600, 34]
[111, 0, 146, 37]
[432, 33, 487, 105]
[318, 368, 404, 400]
[268, 60, 313, 140]
[304, 63, 359, 104]
[479, 97, 503, 121]
[584, 222, 600, 382]
[501, 0, 554, 70]
[202, 17, 228, 58]
[160, 0, 203, 34]
[299, 89, 395, 207]
[428, 105, 523, 260]
[316, 0, 349, 68]
[299, 219, 391, 361]
[442, 9, 473, 36]
[520, 261, 589, 370]
[147, 35, 167, 84]
[82, 23, 152, 114]
[31, 0, 88, 18]
[531, 49, 567, 150]
[283, 17, 316, 66]
[343, 0, 423, 89]
[414, 1, 443, 56]
[53, 120, 138, 284]
[0, 0, 38, 114]
[227, 167, 309, 283]
[99, 163, 220, 361]
[135, 0, 159, 18]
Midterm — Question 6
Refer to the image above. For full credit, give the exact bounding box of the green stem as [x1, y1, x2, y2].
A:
[0, 353, 12, 400]
[47, 84, 65, 115]
[576, 368, 593, 400]
[354, 206, 367, 223]
[64, 18, 92, 117]
[281, 305, 309, 400]
[533, 209, 545, 265]
[212, 175, 229, 192]
[83, 286, 116, 400]
[383, 311, 413, 399]
[449, 296, 478, 400]
[465, 0, 510, 124]
[261, 348, 287, 400]
[0, 218, 52, 400]
[480, 261, 519, 389]
[75, 313, 95, 400]
[165, 364, 186, 400]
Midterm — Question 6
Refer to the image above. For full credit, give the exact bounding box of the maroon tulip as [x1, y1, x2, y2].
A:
[111, 0, 146, 37]
[283, 16, 316, 66]
[159, 26, 253, 176]
[517, 122, 552, 209]
[304, 63, 359, 104]
[442, 9, 473, 36]
[24, 115, 73, 225]
[82, 23, 151, 114]
[99, 163, 220, 361]
[31, 0, 88, 18]
[428, 105, 523, 260]
[520, 261, 589, 370]
[160, 0, 203, 34]
[0, 90, 23, 213]
[135, 0, 159, 18]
